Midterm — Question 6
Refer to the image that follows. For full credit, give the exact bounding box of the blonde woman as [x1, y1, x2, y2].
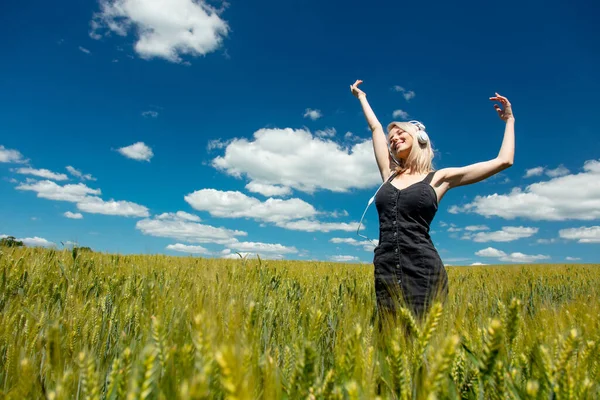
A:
[350, 80, 515, 323]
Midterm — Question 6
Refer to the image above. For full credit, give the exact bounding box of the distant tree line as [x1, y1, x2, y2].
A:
[0, 236, 24, 247]
[0, 236, 93, 252]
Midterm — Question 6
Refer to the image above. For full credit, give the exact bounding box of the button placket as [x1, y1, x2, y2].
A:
[394, 193, 402, 284]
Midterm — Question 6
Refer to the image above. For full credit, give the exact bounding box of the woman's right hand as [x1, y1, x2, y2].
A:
[350, 80, 366, 99]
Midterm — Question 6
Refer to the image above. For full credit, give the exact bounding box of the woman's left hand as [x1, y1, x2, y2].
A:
[490, 93, 514, 122]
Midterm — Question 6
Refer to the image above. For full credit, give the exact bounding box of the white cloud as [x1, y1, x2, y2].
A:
[16, 179, 147, 218]
[16, 180, 101, 202]
[207, 139, 231, 151]
[166, 243, 210, 254]
[464, 225, 489, 231]
[245, 182, 292, 197]
[185, 189, 317, 223]
[392, 86, 416, 101]
[470, 262, 488, 266]
[142, 110, 159, 118]
[66, 166, 96, 181]
[475, 247, 550, 263]
[15, 167, 69, 181]
[117, 142, 154, 161]
[524, 167, 544, 178]
[303, 109, 322, 120]
[449, 159, 600, 221]
[19, 236, 56, 248]
[330, 237, 377, 251]
[565, 256, 581, 261]
[330, 255, 359, 262]
[136, 217, 246, 245]
[315, 128, 336, 138]
[536, 238, 558, 244]
[228, 241, 297, 256]
[329, 209, 349, 218]
[64, 211, 84, 219]
[0, 145, 26, 163]
[524, 165, 571, 178]
[463, 226, 538, 242]
[559, 226, 600, 243]
[156, 211, 201, 222]
[211, 127, 381, 194]
[344, 131, 360, 142]
[546, 165, 570, 178]
[78, 46, 91, 54]
[90, 0, 229, 63]
[392, 109, 409, 120]
[276, 219, 359, 233]
[77, 197, 149, 217]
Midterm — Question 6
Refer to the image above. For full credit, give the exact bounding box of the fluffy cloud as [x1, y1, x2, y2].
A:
[0, 145, 26, 163]
[559, 226, 600, 243]
[565, 256, 581, 261]
[211, 127, 381, 194]
[79, 46, 91, 54]
[156, 211, 201, 222]
[245, 182, 292, 197]
[315, 128, 336, 138]
[330, 255, 360, 262]
[450, 160, 600, 221]
[185, 189, 317, 223]
[330, 237, 377, 251]
[166, 243, 210, 254]
[475, 247, 550, 263]
[227, 241, 297, 256]
[90, 0, 229, 63]
[464, 225, 489, 231]
[142, 110, 159, 118]
[136, 216, 246, 245]
[66, 166, 96, 181]
[303, 109, 322, 120]
[64, 211, 84, 219]
[392, 86, 416, 101]
[462, 226, 538, 242]
[524, 167, 544, 178]
[76, 197, 149, 217]
[275, 220, 359, 233]
[525, 165, 570, 178]
[117, 142, 153, 161]
[1, 235, 56, 248]
[15, 167, 69, 181]
[16, 180, 148, 217]
[392, 109, 409, 120]
[16, 180, 101, 202]
[185, 188, 360, 233]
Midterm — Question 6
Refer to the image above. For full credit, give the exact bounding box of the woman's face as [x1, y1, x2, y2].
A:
[388, 126, 413, 158]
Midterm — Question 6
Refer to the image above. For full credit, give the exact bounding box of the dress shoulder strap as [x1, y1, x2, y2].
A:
[423, 170, 436, 185]
[386, 170, 398, 183]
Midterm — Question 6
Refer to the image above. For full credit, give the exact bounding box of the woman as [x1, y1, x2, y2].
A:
[350, 80, 515, 322]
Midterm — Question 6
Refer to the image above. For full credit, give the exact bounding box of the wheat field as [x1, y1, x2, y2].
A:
[0, 246, 599, 399]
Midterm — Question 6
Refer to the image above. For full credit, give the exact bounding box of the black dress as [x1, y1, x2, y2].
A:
[373, 170, 448, 320]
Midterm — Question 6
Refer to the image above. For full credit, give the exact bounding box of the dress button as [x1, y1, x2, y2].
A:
[396, 264, 400, 268]
[395, 248, 398, 253]
[393, 220, 396, 225]
[394, 232, 397, 237]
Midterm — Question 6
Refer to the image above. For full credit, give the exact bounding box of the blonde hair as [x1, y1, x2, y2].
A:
[387, 121, 435, 175]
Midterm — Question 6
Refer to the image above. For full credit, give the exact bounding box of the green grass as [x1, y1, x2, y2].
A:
[0, 247, 599, 399]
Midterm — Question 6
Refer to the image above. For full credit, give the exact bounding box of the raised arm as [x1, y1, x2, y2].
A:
[439, 93, 515, 189]
[350, 80, 392, 181]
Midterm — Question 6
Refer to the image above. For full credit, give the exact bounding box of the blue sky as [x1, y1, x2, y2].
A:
[1, 0, 599, 264]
